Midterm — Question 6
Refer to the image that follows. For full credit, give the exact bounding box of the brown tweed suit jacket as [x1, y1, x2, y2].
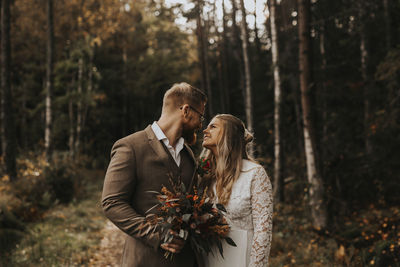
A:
[102, 126, 202, 267]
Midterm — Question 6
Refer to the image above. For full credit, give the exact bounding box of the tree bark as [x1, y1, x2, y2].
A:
[253, 0, 261, 55]
[122, 45, 128, 136]
[230, 0, 246, 101]
[75, 57, 83, 155]
[196, 0, 213, 116]
[298, 0, 327, 229]
[319, 23, 328, 177]
[239, 0, 254, 156]
[220, 0, 230, 113]
[269, 0, 284, 203]
[358, 1, 372, 156]
[1, 0, 16, 181]
[82, 52, 94, 139]
[45, 0, 54, 162]
[383, 0, 391, 50]
[68, 79, 75, 158]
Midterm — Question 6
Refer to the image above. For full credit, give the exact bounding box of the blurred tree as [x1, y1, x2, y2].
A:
[1, 0, 17, 181]
[45, 0, 54, 162]
[297, 0, 327, 229]
[269, 0, 284, 203]
[219, 0, 230, 113]
[239, 0, 254, 156]
[357, 0, 372, 156]
[196, 0, 213, 116]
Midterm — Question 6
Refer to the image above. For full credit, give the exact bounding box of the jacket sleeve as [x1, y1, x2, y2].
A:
[101, 139, 161, 250]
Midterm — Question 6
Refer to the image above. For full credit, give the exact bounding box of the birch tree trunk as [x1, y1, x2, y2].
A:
[269, 0, 284, 203]
[1, 0, 16, 181]
[45, 0, 54, 162]
[239, 0, 254, 156]
[298, 0, 327, 229]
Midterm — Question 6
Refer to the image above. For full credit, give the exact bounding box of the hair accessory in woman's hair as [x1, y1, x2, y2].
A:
[244, 129, 254, 144]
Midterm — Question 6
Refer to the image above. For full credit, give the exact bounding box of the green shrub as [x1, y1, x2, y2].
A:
[43, 160, 79, 204]
[0, 206, 25, 256]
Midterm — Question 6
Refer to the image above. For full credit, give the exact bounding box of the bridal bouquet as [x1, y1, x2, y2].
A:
[145, 162, 236, 259]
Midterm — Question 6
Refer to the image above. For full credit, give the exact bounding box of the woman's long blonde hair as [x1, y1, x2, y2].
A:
[200, 114, 254, 205]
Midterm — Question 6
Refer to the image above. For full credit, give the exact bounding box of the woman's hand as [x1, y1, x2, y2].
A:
[160, 230, 185, 254]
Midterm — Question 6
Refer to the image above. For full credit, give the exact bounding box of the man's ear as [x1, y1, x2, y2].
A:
[180, 104, 190, 118]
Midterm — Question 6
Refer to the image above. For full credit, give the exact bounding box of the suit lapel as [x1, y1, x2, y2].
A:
[145, 125, 198, 190]
[184, 143, 198, 190]
[184, 143, 196, 165]
[145, 125, 172, 172]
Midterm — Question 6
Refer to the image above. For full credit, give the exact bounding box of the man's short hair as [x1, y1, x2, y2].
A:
[163, 82, 207, 111]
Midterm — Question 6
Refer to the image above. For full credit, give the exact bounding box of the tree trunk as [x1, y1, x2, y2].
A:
[221, 0, 230, 113]
[298, 0, 327, 229]
[21, 88, 28, 149]
[45, 0, 54, 162]
[75, 57, 83, 155]
[383, 0, 391, 50]
[358, 2, 372, 155]
[269, 0, 284, 203]
[68, 79, 75, 158]
[253, 0, 261, 55]
[196, 0, 213, 116]
[82, 51, 94, 140]
[230, 0, 246, 102]
[319, 24, 329, 178]
[239, 0, 254, 156]
[122, 45, 128, 136]
[1, 0, 16, 181]
[212, 0, 226, 113]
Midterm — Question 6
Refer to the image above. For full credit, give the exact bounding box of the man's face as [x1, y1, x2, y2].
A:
[182, 103, 206, 145]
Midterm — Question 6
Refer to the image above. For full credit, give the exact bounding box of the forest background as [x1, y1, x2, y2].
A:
[0, 0, 399, 266]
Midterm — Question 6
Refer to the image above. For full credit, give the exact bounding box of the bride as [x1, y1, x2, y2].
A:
[200, 114, 273, 267]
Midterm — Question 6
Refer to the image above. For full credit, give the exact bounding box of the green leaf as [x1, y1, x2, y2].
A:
[180, 182, 186, 193]
[182, 213, 191, 223]
[225, 237, 237, 247]
[216, 239, 224, 258]
[216, 203, 226, 212]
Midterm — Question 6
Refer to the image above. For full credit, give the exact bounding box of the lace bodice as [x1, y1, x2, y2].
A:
[214, 160, 273, 267]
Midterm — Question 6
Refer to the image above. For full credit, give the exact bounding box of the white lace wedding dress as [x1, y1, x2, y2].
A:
[204, 159, 273, 267]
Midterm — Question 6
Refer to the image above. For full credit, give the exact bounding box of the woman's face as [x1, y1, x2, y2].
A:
[202, 118, 223, 151]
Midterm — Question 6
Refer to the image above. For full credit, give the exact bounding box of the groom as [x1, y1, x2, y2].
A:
[102, 82, 207, 267]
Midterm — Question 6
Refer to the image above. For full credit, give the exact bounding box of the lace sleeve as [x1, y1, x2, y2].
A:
[249, 166, 273, 267]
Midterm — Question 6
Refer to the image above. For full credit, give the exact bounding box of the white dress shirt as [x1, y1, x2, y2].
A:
[151, 121, 185, 166]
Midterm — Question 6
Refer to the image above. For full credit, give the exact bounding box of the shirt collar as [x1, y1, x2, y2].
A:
[151, 121, 185, 150]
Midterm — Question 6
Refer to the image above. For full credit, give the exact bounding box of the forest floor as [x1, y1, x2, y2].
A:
[5, 168, 400, 267]
[88, 220, 125, 266]
[5, 169, 126, 266]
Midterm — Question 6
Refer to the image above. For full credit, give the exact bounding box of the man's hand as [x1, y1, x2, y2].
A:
[160, 230, 185, 254]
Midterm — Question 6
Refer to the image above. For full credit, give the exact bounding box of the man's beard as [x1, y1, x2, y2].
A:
[182, 130, 197, 146]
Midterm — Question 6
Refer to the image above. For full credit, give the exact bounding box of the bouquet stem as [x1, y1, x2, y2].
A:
[164, 251, 175, 260]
